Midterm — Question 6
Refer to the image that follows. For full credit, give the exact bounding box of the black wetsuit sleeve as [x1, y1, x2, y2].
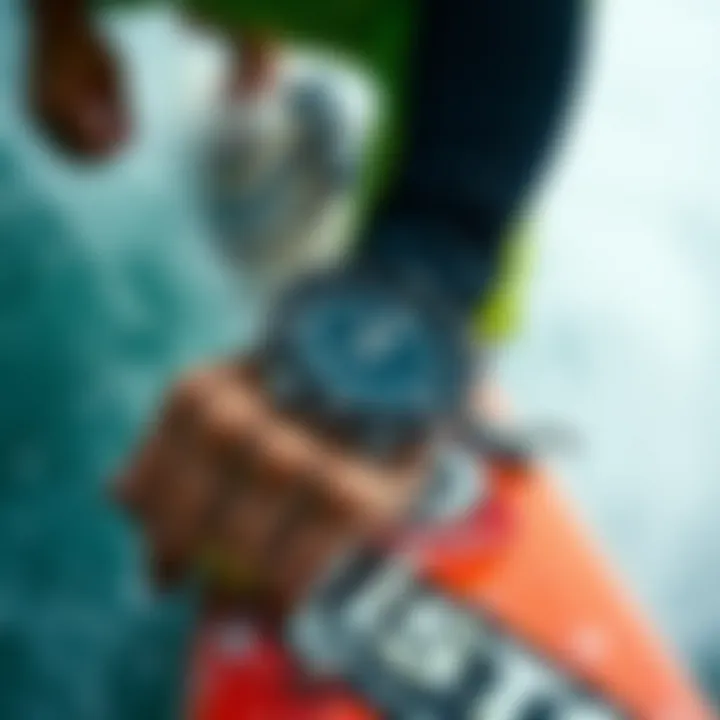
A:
[357, 0, 583, 317]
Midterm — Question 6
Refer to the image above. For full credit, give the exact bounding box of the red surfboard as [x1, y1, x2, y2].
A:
[187, 393, 715, 720]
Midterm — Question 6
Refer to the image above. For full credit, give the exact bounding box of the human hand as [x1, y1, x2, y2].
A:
[115, 362, 428, 607]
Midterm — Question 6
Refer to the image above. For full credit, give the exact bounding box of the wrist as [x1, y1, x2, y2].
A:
[351, 241, 477, 332]
[357, 197, 503, 323]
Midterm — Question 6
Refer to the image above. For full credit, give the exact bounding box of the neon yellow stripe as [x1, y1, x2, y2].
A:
[475, 224, 534, 342]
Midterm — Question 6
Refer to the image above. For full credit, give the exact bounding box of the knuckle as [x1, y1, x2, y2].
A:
[204, 396, 249, 448]
[164, 370, 217, 424]
[329, 462, 396, 526]
[260, 423, 315, 480]
[175, 369, 215, 405]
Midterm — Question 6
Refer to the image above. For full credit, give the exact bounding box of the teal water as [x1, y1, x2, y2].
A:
[0, 6, 246, 717]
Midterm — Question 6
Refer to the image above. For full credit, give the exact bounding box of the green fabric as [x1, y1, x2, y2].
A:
[476, 223, 535, 342]
[192, 0, 415, 201]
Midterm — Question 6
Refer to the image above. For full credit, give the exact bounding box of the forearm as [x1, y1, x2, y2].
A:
[358, 0, 584, 317]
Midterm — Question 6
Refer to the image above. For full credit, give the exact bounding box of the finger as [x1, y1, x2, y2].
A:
[158, 365, 255, 456]
[145, 445, 215, 586]
[121, 370, 226, 583]
[194, 377, 267, 514]
[194, 384, 273, 586]
[301, 449, 429, 534]
[138, 370, 222, 522]
[151, 373, 259, 581]
[263, 485, 323, 564]
[196, 375, 261, 453]
[113, 432, 168, 519]
[266, 485, 354, 601]
[251, 416, 319, 488]
[249, 414, 428, 544]
[208, 471, 288, 593]
[115, 431, 196, 588]
[201, 399, 329, 594]
[255, 452, 410, 603]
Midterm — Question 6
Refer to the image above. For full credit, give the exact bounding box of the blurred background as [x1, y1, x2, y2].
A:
[502, 0, 720, 691]
[0, 0, 719, 715]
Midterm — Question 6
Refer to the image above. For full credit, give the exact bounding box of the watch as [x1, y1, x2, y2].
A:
[262, 271, 474, 456]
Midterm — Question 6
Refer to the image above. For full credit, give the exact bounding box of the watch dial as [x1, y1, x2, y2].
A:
[288, 284, 461, 417]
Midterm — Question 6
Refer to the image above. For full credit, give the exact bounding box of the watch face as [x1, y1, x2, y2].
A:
[269, 275, 470, 442]
[295, 291, 443, 411]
